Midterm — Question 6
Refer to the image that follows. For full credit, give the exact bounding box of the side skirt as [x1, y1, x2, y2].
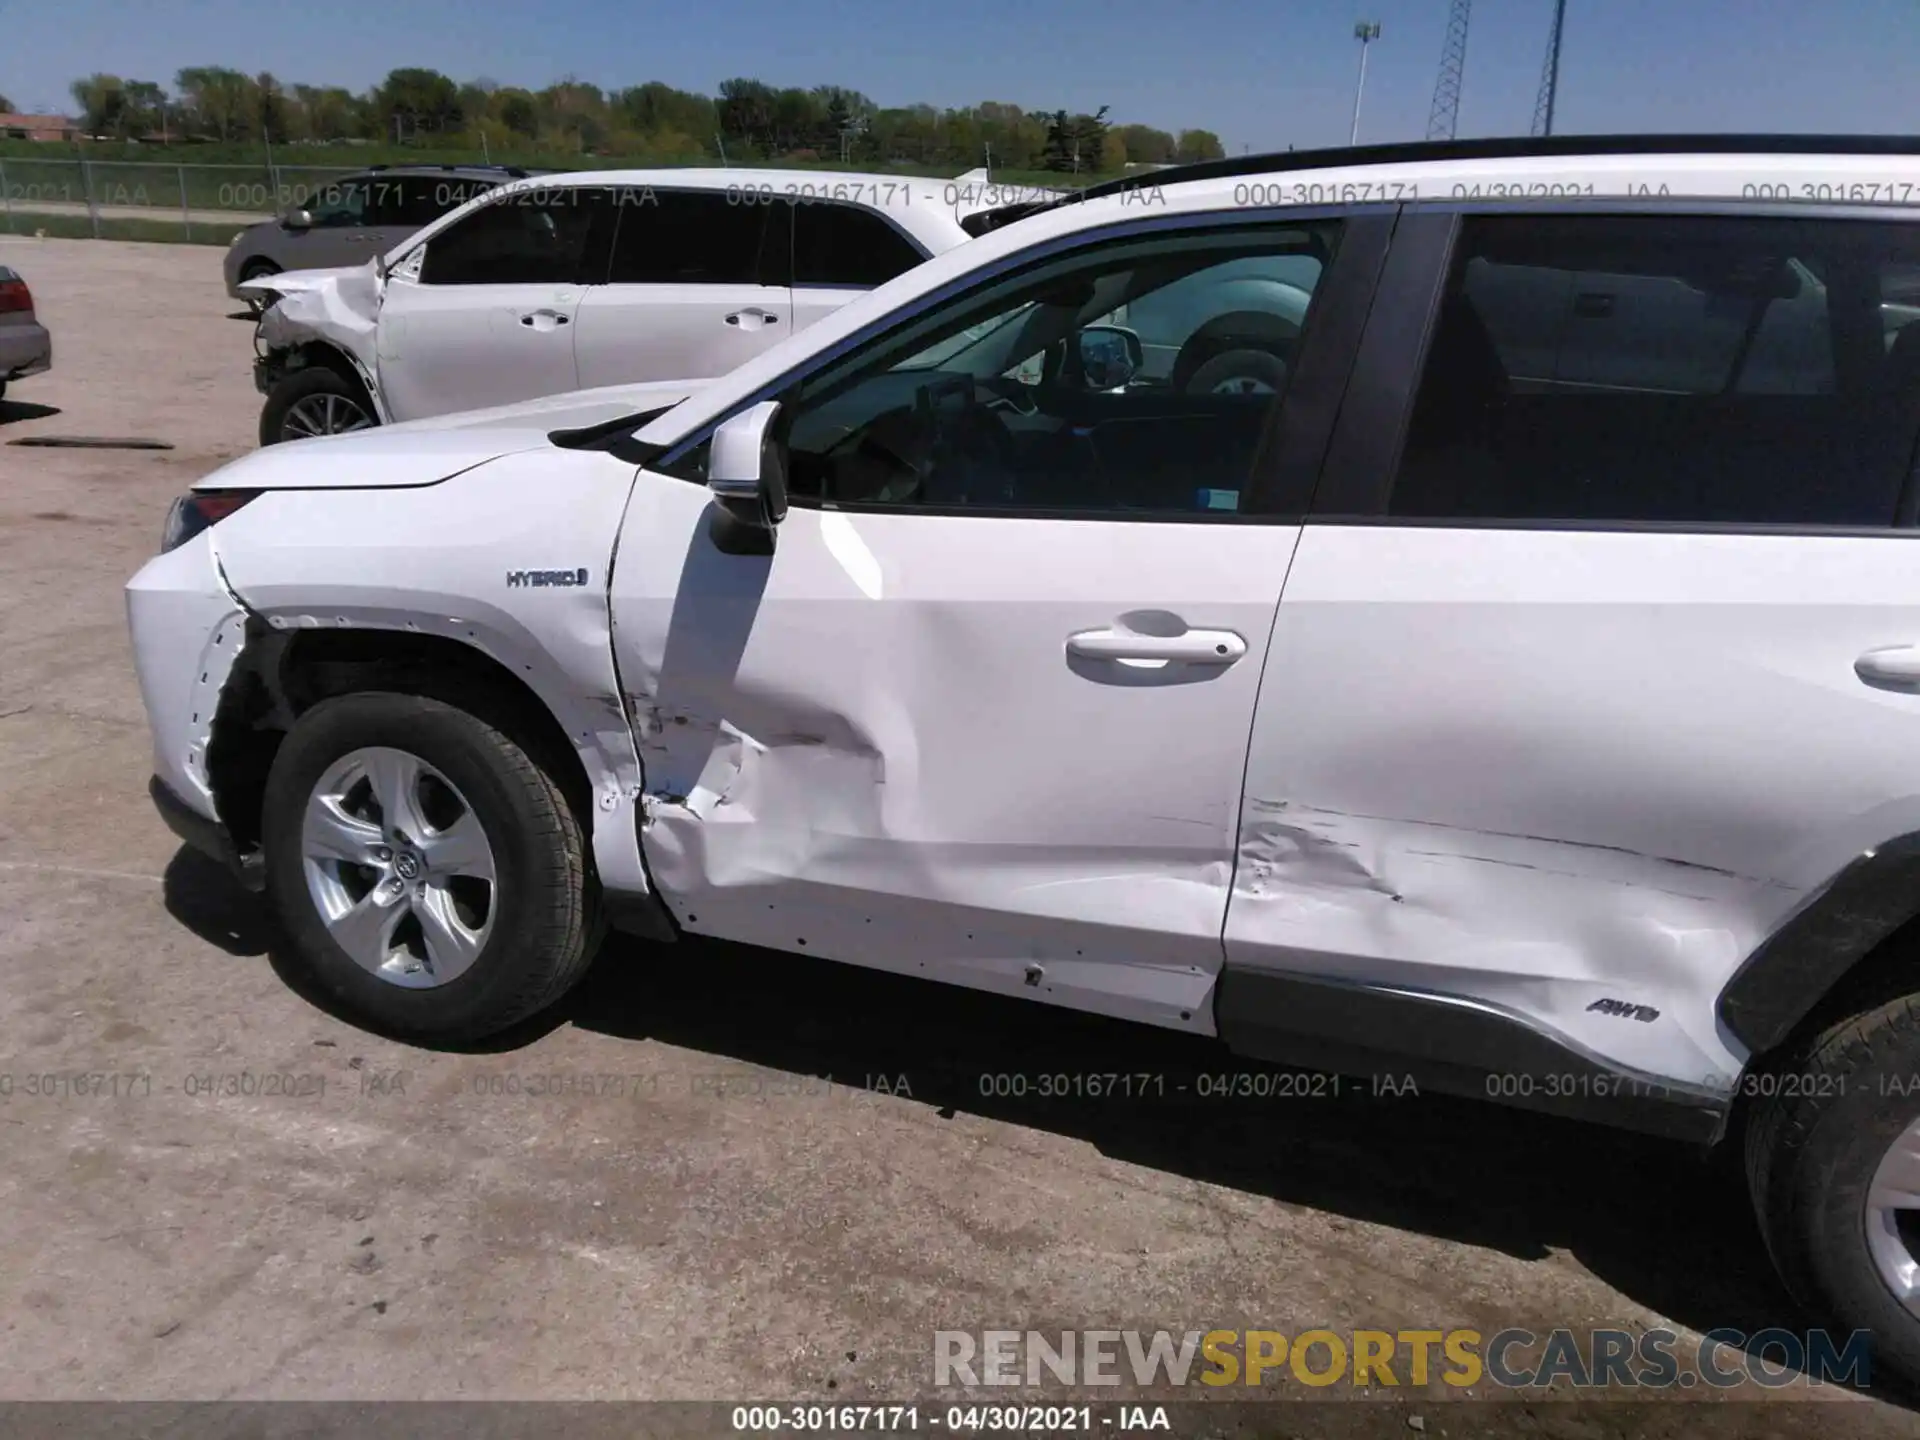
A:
[1215, 966, 1729, 1144]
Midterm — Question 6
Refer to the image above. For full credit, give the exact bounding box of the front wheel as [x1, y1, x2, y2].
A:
[260, 366, 378, 445]
[1747, 991, 1920, 1387]
[261, 692, 599, 1042]
[1183, 346, 1289, 397]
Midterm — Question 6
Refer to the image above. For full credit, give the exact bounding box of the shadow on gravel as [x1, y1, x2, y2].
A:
[566, 932, 1828, 1383]
[158, 844, 1891, 1401]
[0, 399, 59, 424]
[161, 847, 276, 956]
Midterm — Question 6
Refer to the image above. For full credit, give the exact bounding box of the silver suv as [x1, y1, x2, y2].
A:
[222, 164, 541, 305]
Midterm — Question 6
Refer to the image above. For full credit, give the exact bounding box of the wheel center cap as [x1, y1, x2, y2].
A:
[393, 851, 422, 881]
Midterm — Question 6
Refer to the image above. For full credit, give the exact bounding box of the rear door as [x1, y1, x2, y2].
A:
[787, 198, 932, 336]
[373, 185, 601, 421]
[1223, 206, 1920, 1100]
[572, 188, 790, 389]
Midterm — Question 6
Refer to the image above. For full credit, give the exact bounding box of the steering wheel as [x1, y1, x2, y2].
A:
[916, 377, 1020, 506]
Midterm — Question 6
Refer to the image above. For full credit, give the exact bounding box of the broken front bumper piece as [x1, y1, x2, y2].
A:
[149, 774, 263, 890]
[126, 527, 262, 889]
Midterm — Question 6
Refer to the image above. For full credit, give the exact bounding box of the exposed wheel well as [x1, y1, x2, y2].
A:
[206, 625, 594, 858]
[270, 343, 376, 412]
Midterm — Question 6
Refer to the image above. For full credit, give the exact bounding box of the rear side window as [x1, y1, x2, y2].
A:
[793, 201, 926, 287]
[419, 189, 597, 285]
[1390, 215, 1920, 527]
[606, 190, 775, 285]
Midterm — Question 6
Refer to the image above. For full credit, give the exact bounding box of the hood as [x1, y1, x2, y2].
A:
[194, 378, 705, 492]
[236, 263, 370, 298]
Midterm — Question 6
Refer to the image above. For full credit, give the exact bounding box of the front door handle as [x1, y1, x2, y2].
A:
[1066, 627, 1247, 664]
[518, 309, 570, 330]
[725, 308, 780, 330]
[1856, 645, 1920, 691]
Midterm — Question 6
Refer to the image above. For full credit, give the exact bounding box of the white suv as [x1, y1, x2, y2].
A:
[132, 134, 1920, 1384]
[247, 168, 985, 444]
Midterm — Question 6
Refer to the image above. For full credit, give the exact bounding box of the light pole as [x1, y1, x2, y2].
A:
[1350, 21, 1382, 146]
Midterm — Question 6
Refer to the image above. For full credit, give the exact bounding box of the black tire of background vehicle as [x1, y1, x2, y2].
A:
[259, 366, 376, 447]
[260, 691, 601, 1043]
[239, 260, 280, 313]
[1183, 347, 1290, 396]
[1746, 990, 1920, 1386]
[0, 380, 8, 402]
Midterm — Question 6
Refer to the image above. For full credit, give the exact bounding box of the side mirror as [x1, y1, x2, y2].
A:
[1077, 324, 1143, 390]
[283, 208, 314, 231]
[708, 399, 788, 543]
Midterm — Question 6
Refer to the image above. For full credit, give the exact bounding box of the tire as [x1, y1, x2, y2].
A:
[0, 380, 8, 402]
[260, 366, 378, 446]
[1747, 990, 1920, 1386]
[239, 260, 280, 313]
[261, 691, 600, 1043]
[1183, 347, 1289, 397]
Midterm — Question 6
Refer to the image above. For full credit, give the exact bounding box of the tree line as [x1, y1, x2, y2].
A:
[56, 69, 1226, 173]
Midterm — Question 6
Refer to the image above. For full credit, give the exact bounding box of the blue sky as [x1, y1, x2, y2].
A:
[5, 0, 1920, 154]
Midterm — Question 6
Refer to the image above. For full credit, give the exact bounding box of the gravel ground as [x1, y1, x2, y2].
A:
[0, 235, 1916, 1437]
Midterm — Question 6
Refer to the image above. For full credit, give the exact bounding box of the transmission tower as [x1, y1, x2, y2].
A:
[1426, 0, 1472, 140]
[1530, 0, 1568, 136]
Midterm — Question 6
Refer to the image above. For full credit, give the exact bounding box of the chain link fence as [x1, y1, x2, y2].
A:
[0, 158, 361, 243]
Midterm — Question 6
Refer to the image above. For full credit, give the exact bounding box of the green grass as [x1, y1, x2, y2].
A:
[0, 208, 229, 244]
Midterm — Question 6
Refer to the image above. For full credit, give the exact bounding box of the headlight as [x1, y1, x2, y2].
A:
[231, 232, 245, 246]
[162, 491, 260, 553]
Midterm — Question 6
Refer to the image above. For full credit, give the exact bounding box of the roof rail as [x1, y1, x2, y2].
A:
[1071, 132, 1920, 205]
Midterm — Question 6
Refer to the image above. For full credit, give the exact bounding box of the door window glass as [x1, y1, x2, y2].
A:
[1391, 215, 1920, 526]
[305, 179, 367, 228]
[419, 189, 598, 285]
[607, 190, 776, 285]
[793, 201, 927, 287]
[769, 223, 1337, 514]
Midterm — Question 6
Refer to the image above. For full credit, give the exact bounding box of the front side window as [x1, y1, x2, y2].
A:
[419, 189, 598, 285]
[768, 222, 1337, 515]
[394, 174, 489, 227]
[1392, 215, 1920, 526]
[304, 179, 368, 228]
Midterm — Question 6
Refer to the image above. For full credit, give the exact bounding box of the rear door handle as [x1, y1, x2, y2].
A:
[1856, 645, 1920, 691]
[518, 309, 570, 330]
[1066, 627, 1247, 664]
[725, 308, 780, 329]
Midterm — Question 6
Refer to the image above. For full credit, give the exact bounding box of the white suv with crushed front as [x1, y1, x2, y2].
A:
[247, 168, 994, 444]
[134, 135, 1920, 1386]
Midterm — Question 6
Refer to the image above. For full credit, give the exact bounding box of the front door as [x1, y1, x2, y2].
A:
[375, 187, 598, 421]
[607, 212, 1378, 1030]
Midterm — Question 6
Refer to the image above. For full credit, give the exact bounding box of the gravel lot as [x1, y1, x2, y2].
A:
[1, 236, 1916, 1435]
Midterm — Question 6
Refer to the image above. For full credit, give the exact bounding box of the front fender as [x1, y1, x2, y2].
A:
[206, 446, 655, 900]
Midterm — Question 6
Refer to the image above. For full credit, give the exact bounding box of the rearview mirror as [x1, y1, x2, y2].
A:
[283, 208, 314, 231]
[707, 399, 788, 551]
[1077, 324, 1143, 390]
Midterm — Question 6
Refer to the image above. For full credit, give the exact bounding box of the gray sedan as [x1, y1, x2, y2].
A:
[0, 265, 51, 399]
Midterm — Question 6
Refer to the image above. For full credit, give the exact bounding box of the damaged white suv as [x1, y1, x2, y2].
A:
[245, 167, 991, 445]
[133, 135, 1920, 1384]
